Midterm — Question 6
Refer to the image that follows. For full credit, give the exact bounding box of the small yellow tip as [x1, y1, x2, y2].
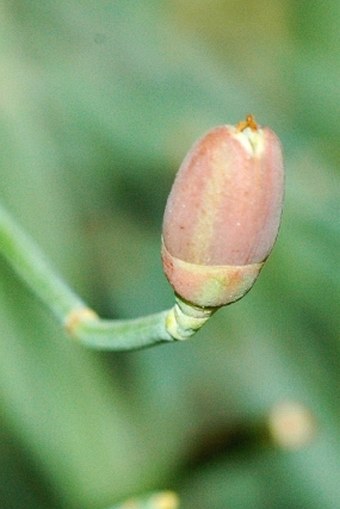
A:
[236, 114, 258, 132]
[234, 115, 264, 156]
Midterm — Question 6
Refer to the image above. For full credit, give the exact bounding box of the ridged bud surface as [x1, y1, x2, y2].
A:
[162, 117, 284, 307]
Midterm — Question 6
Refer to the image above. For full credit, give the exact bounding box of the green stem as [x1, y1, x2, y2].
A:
[0, 204, 175, 350]
[0, 205, 214, 348]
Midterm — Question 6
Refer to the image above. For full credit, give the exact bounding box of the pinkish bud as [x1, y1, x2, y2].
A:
[162, 116, 284, 307]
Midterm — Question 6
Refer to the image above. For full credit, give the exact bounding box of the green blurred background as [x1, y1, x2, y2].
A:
[0, 1, 339, 508]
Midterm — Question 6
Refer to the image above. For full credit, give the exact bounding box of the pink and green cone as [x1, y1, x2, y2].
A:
[162, 116, 284, 307]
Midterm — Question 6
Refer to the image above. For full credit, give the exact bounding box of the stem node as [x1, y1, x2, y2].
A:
[166, 297, 215, 340]
[65, 307, 99, 337]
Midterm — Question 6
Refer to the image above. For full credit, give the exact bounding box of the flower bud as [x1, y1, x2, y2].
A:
[268, 402, 316, 450]
[162, 116, 284, 308]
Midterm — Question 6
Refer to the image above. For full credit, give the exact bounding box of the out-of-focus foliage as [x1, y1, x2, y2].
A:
[0, 1, 339, 508]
